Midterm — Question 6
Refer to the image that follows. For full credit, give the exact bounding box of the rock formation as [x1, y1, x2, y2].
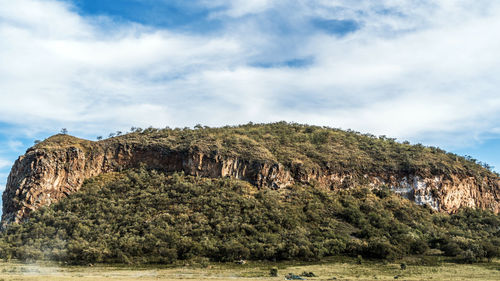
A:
[2, 133, 499, 227]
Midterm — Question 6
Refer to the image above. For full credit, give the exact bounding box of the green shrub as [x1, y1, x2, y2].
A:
[0, 166, 498, 264]
[410, 239, 429, 255]
[442, 242, 463, 257]
[363, 238, 401, 260]
[270, 267, 278, 277]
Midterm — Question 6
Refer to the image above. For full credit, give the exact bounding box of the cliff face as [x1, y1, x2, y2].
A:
[2, 133, 500, 226]
[1, 138, 295, 226]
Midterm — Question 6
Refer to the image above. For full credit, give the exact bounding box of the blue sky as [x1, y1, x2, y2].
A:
[65, 0, 223, 31]
[1, 0, 500, 211]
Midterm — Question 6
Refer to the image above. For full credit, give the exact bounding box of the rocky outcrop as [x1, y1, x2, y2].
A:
[375, 175, 500, 213]
[2, 135, 500, 227]
[1, 138, 294, 226]
[289, 167, 499, 213]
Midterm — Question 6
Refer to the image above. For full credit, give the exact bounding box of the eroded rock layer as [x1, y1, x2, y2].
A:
[2, 134, 499, 226]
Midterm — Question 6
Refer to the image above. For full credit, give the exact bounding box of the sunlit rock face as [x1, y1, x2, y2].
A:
[2, 134, 499, 227]
[385, 175, 497, 212]
[1, 137, 295, 226]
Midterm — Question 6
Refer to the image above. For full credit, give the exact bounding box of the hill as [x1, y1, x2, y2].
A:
[0, 122, 499, 264]
[3, 122, 499, 226]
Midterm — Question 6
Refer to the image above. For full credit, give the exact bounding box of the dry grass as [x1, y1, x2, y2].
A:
[34, 134, 96, 151]
[0, 259, 498, 281]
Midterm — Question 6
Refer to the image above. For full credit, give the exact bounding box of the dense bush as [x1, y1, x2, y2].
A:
[0, 168, 498, 264]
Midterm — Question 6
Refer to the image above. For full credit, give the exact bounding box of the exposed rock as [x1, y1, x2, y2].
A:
[1, 136, 294, 226]
[2, 134, 499, 227]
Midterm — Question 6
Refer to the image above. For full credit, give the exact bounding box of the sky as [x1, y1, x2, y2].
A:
[1, 0, 500, 206]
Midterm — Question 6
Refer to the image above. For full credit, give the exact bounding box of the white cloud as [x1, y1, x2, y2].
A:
[204, 0, 274, 17]
[0, 159, 11, 170]
[0, 0, 92, 38]
[6, 140, 23, 152]
[0, 0, 500, 149]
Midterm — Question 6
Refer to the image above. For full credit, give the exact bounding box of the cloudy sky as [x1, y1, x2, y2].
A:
[1, 0, 500, 198]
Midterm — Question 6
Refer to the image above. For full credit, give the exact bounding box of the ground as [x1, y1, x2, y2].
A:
[0, 258, 499, 281]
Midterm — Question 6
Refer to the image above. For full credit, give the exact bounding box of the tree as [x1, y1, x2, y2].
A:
[97, 136, 103, 141]
[61, 128, 68, 135]
[108, 133, 115, 138]
[482, 242, 500, 262]
[269, 267, 278, 277]
[34, 140, 41, 144]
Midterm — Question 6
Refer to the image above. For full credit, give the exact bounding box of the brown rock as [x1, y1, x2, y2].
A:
[1, 134, 499, 227]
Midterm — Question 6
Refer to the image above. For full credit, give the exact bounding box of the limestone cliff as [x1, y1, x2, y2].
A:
[2, 128, 500, 226]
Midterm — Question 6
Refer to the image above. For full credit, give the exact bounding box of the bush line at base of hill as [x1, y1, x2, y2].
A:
[1, 168, 499, 264]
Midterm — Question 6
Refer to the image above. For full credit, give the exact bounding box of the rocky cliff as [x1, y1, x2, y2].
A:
[1, 135, 296, 226]
[2, 125, 500, 226]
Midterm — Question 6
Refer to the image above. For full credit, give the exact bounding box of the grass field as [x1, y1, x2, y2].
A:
[0, 258, 499, 281]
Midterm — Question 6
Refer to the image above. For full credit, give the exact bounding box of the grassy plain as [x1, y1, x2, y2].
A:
[0, 258, 499, 281]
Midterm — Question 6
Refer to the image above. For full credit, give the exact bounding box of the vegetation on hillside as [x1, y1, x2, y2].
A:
[1, 168, 498, 264]
[36, 122, 499, 180]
